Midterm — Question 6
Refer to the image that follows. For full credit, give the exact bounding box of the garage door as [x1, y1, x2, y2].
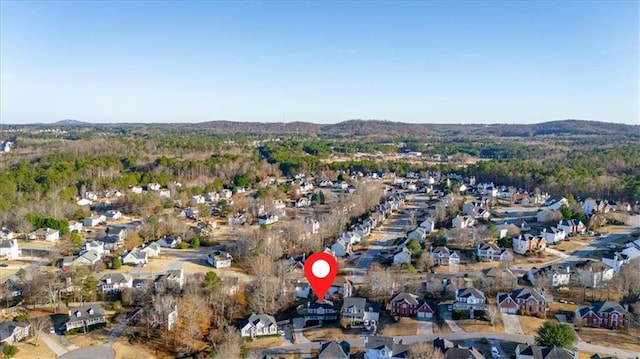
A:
[418, 312, 433, 319]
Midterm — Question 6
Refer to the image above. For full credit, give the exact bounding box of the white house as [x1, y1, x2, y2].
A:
[296, 197, 311, 208]
[601, 251, 630, 273]
[84, 215, 106, 227]
[68, 221, 83, 233]
[240, 313, 278, 338]
[430, 246, 460, 266]
[419, 218, 436, 232]
[207, 250, 233, 268]
[392, 247, 411, 265]
[219, 189, 233, 199]
[130, 186, 143, 194]
[258, 214, 279, 226]
[122, 248, 148, 266]
[407, 227, 428, 243]
[339, 231, 362, 245]
[0, 239, 21, 260]
[0, 227, 14, 240]
[28, 228, 59, 242]
[364, 336, 410, 359]
[141, 242, 161, 258]
[557, 220, 586, 235]
[305, 218, 320, 234]
[575, 260, 614, 288]
[546, 196, 568, 211]
[105, 210, 123, 221]
[191, 195, 206, 205]
[541, 227, 566, 244]
[156, 235, 181, 248]
[84, 240, 106, 258]
[331, 240, 351, 257]
[512, 234, 547, 255]
[477, 243, 511, 262]
[71, 250, 101, 267]
[527, 265, 571, 287]
[147, 183, 161, 191]
[99, 273, 133, 293]
[452, 215, 475, 229]
[454, 287, 487, 316]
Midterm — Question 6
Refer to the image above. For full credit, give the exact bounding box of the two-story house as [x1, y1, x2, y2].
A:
[515, 344, 577, 359]
[83, 215, 106, 227]
[364, 336, 410, 359]
[28, 228, 60, 242]
[407, 227, 428, 243]
[575, 301, 630, 329]
[154, 269, 185, 293]
[390, 292, 433, 318]
[64, 304, 107, 332]
[574, 260, 614, 288]
[419, 218, 436, 233]
[122, 248, 148, 266]
[453, 287, 487, 316]
[319, 341, 350, 359]
[0, 239, 20, 260]
[452, 215, 475, 229]
[392, 247, 411, 266]
[477, 243, 511, 262]
[240, 313, 278, 338]
[99, 273, 133, 293]
[558, 220, 586, 235]
[497, 288, 547, 314]
[207, 250, 233, 268]
[513, 234, 546, 255]
[601, 251, 630, 273]
[341, 297, 379, 328]
[141, 242, 161, 257]
[156, 235, 181, 248]
[0, 321, 31, 345]
[306, 300, 338, 325]
[84, 240, 106, 258]
[430, 246, 460, 266]
[541, 227, 566, 244]
[481, 267, 518, 288]
[433, 338, 483, 359]
[527, 265, 571, 287]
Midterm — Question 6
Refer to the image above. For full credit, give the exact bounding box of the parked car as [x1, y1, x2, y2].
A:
[49, 327, 55, 334]
[491, 346, 499, 358]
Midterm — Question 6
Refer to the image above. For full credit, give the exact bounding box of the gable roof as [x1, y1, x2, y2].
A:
[319, 341, 350, 359]
[100, 272, 132, 285]
[342, 297, 366, 311]
[0, 321, 29, 342]
[511, 287, 546, 302]
[69, 304, 105, 321]
[244, 313, 276, 328]
[516, 344, 575, 359]
[391, 292, 421, 306]
[365, 336, 410, 357]
[457, 287, 485, 300]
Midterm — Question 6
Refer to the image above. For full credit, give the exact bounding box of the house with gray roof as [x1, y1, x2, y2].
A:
[65, 304, 106, 332]
[122, 248, 148, 266]
[453, 287, 486, 316]
[341, 297, 379, 328]
[515, 344, 577, 359]
[319, 340, 350, 359]
[240, 313, 278, 338]
[99, 273, 133, 293]
[433, 337, 484, 359]
[497, 288, 547, 315]
[364, 336, 410, 359]
[575, 301, 630, 329]
[0, 321, 30, 344]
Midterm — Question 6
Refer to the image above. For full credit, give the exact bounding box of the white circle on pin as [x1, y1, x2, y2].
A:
[311, 259, 330, 278]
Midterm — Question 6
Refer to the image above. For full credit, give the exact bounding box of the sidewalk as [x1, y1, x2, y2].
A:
[444, 319, 465, 333]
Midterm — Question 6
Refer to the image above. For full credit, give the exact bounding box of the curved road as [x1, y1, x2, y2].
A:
[261, 332, 639, 359]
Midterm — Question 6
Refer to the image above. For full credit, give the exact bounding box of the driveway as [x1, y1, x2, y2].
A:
[58, 346, 115, 359]
[40, 332, 69, 356]
[501, 313, 524, 335]
[292, 318, 310, 344]
[416, 318, 433, 335]
[444, 319, 464, 333]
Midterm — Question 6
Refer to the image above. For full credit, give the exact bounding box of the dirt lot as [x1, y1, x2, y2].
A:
[577, 327, 640, 353]
[455, 318, 505, 333]
[379, 317, 418, 336]
[518, 315, 546, 336]
[14, 338, 57, 359]
[552, 240, 587, 253]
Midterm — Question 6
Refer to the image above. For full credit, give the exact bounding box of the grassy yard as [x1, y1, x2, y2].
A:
[14, 338, 57, 359]
[577, 328, 640, 353]
[432, 321, 453, 334]
[303, 326, 362, 342]
[548, 301, 578, 313]
[518, 315, 547, 336]
[243, 335, 284, 350]
[112, 337, 174, 359]
[379, 317, 418, 336]
[66, 326, 111, 347]
[455, 318, 505, 333]
[552, 240, 587, 253]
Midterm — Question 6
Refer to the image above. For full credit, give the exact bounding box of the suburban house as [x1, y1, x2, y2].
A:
[515, 344, 577, 359]
[453, 287, 487, 315]
[477, 242, 512, 262]
[326, 276, 353, 300]
[68, 221, 83, 233]
[574, 260, 614, 288]
[392, 247, 411, 266]
[306, 300, 338, 324]
[228, 213, 246, 226]
[354, 224, 371, 239]
[364, 336, 410, 359]
[258, 214, 279, 226]
[83, 215, 106, 227]
[575, 301, 630, 329]
[419, 218, 436, 232]
[0, 321, 31, 345]
[99, 273, 133, 293]
[154, 269, 185, 293]
[430, 246, 460, 266]
[536, 209, 557, 223]
[481, 267, 518, 288]
[497, 288, 547, 314]
[84, 240, 106, 257]
[206, 250, 233, 268]
[305, 218, 320, 234]
[341, 297, 379, 328]
[71, 250, 101, 267]
[129, 303, 179, 331]
[527, 266, 571, 287]
[331, 240, 351, 258]
[218, 189, 232, 199]
[601, 251, 629, 273]
[0, 239, 21, 260]
[28, 228, 60, 242]
[122, 248, 148, 266]
[407, 227, 428, 243]
[65, 304, 107, 332]
[546, 196, 568, 211]
[513, 234, 546, 255]
[141, 242, 161, 257]
[0, 227, 14, 240]
[452, 215, 475, 229]
[340, 231, 362, 245]
[390, 292, 433, 318]
[433, 338, 483, 359]
[1, 279, 23, 300]
[540, 227, 566, 244]
[319, 341, 350, 359]
[105, 210, 123, 221]
[558, 220, 586, 235]
[296, 197, 311, 208]
[156, 235, 182, 248]
[240, 313, 278, 338]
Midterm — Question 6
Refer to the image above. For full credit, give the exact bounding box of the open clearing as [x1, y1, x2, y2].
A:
[379, 317, 418, 336]
[303, 326, 362, 342]
[455, 318, 505, 333]
[578, 328, 640, 353]
[66, 327, 111, 347]
[517, 315, 546, 336]
[243, 336, 284, 350]
[15, 338, 57, 359]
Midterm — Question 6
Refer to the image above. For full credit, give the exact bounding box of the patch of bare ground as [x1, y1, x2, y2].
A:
[66, 327, 111, 347]
[577, 327, 640, 353]
[14, 338, 57, 359]
[303, 326, 362, 342]
[379, 317, 418, 336]
[455, 318, 505, 333]
[112, 337, 173, 359]
[243, 335, 284, 350]
[518, 316, 547, 336]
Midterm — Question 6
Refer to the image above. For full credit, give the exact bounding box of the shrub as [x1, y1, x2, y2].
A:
[178, 242, 189, 249]
[2, 344, 17, 358]
[452, 310, 470, 320]
[535, 312, 547, 319]
[518, 309, 531, 316]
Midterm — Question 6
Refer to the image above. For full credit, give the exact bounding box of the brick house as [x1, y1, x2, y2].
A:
[497, 288, 547, 314]
[575, 301, 630, 329]
[390, 292, 434, 318]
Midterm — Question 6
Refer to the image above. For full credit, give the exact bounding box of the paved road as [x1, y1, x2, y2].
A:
[501, 313, 524, 335]
[262, 332, 639, 359]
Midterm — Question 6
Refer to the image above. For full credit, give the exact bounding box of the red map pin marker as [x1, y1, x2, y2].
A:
[304, 252, 338, 301]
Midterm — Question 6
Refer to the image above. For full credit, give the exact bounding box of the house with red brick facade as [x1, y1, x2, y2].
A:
[497, 288, 547, 315]
[390, 292, 434, 318]
[575, 301, 630, 329]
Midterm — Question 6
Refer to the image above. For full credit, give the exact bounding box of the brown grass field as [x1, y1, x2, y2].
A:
[14, 338, 57, 359]
[379, 317, 418, 336]
[578, 328, 640, 353]
[517, 315, 547, 336]
[456, 317, 506, 333]
[302, 326, 361, 342]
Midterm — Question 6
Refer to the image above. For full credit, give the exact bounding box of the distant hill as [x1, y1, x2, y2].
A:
[51, 119, 92, 126]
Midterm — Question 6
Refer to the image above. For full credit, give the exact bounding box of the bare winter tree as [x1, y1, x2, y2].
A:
[213, 326, 243, 359]
[408, 342, 445, 359]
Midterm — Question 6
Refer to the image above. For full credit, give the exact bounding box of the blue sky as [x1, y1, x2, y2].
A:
[1, 1, 638, 124]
